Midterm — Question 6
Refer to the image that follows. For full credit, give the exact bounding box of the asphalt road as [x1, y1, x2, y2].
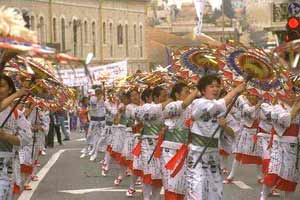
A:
[17, 131, 300, 200]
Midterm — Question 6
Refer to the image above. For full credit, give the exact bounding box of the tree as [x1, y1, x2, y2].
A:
[223, 0, 235, 19]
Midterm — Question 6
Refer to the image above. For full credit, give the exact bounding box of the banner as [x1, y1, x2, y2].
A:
[91, 60, 128, 85]
[56, 60, 128, 87]
[193, 0, 206, 35]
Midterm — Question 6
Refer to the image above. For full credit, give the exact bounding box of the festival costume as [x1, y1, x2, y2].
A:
[263, 103, 300, 192]
[160, 101, 191, 199]
[234, 96, 263, 165]
[0, 107, 31, 200]
[87, 96, 106, 160]
[257, 103, 273, 174]
[137, 103, 163, 187]
[185, 98, 226, 200]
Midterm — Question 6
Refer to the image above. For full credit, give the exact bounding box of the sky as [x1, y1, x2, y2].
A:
[208, 0, 222, 10]
[173, 0, 223, 10]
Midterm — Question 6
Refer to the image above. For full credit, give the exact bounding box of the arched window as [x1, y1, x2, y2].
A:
[109, 23, 113, 57]
[30, 16, 35, 30]
[125, 24, 129, 57]
[139, 25, 143, 57]
[117, 24, 123, 45]
[61, 18, 66, 51]
[73, 19, 78, 56]
[92, 21, 96, 56]
[39, 16, 45, 43]
[84, 21, 88, 43]
[133, 24, 137, 44]
[53, 18, 57, 42]
[103, 22, 106, 44]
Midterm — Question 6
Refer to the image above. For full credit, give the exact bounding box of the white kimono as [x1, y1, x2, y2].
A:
[257, 103, 273, 173]
[0, 107, 30, 200]
[186, 98, 226, 200]
[87, 96, 106, 147]
[264, 103, 300, 192]
[235, 96, 262, 165]
[121, 103, 138, 167]
[161, 101, 191, 196]
[137, 103, 163, 186]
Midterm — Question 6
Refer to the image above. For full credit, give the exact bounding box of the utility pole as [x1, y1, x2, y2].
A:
[222, 0, 225, 42]
[49, 0, 53, 43]
[99, 0, 103, 62]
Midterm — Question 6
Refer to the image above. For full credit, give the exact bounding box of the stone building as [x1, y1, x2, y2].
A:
[1, 0, 150, 74]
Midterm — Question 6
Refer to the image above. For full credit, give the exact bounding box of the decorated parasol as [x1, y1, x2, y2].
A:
[172, 46, 220, 76]
[0, 6, 37, 70]
[221, 46, 285, 97]
[193, 46, 286, 168]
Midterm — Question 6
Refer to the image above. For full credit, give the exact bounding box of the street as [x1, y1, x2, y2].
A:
[18, 132, 300, 200]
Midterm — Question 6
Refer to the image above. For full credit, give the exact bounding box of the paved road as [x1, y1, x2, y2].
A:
[18, 132, 300, 200]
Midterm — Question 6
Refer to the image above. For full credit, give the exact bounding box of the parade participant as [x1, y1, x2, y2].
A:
[36, 103, 50, 157]
[160, 82, 198, 200]
[257, 99, 280, 198]
[185, 75, 246, 200]
[111, 91, 131, 186]
[0, 74, 31, 200]
[0, 88, 27, 112]
[101, 91, 120, 176]
[125, 88, 142, 197]
[79, 97, 91, 158]
[136, 85, 171, 200]
[217, 89, 240, 174]
[224, 91, 264, 184]
[17, 102, 34, 191]
[260, 95, 300, 200]
[88, 88, 106, 162]
[29, 103, 49, 182]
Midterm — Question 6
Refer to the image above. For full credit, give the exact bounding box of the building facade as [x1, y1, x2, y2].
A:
[1, 0, 150, 74]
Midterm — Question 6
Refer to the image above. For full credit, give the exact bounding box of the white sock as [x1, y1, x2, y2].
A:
[151, 186, 161, 200]
[256, 165, 262, 179]
[143, 184, 152, 200]
[227, 159, 238, 179]
[129, 175, 138, 189]
[260, 184, 270, 199]
[104, 152, 111, 170]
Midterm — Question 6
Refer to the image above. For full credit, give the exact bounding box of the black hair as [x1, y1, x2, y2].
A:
[0, 74, 16, 95]
[81, 96, 89, 104]
[128, 88, 139, 97]
[141, 88, 153, 102]
[170, 82, 188, 101]
[95, 88, 103, 94]
[152, 86, 164, 100]
[197, 75, 221, 94]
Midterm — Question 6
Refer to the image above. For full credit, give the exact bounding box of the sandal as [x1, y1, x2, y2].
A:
[223, 178, 234, 184]
[24, 184, 32, 190]
[114, 176, 123, 186]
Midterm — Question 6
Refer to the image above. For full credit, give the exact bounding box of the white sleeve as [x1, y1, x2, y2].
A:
[259, 103, 272, 120]
[192, 98, 226, 121]
[242, 103, 256, 119]
[148, 104, 163, 120]
[164, 101, 183, 119]
[226, 114, 240, 133]
[271, 105, 291, 136]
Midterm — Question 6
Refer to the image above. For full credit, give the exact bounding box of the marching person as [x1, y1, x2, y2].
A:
[224, 91, 264, 184]
[160, 82, 198, 200]
[260, 93, 300, 200]
[0, 74, 31, 200]
[88, 88, 106, 162]
[136, 85, 171, 200]
[185, 75, 245, 200]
